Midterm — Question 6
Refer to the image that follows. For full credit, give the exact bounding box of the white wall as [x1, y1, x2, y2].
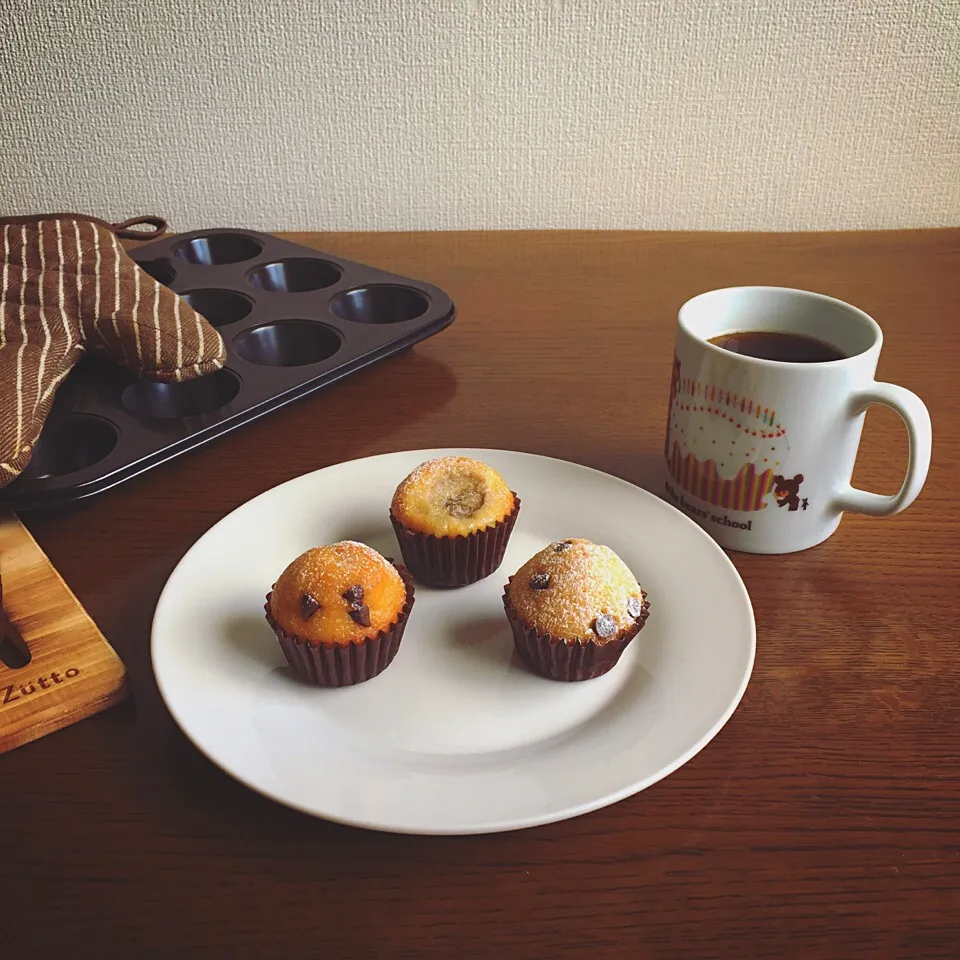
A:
[2, 0, 958, 232]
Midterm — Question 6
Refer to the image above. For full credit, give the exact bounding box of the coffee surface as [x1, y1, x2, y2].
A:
[708, 330, 846, 363]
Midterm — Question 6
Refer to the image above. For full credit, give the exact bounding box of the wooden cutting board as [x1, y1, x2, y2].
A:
[0, 514, 127, 753]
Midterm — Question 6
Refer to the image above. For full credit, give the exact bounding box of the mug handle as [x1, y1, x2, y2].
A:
[833, 382, 932, 516]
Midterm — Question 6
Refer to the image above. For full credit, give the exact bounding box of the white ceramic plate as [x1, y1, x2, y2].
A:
[152, 449, 755, 834]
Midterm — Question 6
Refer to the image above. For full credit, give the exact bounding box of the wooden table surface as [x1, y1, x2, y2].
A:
[5, 230, 959, 958]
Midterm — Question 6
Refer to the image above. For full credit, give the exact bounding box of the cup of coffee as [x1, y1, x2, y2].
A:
[663, 286, 932, 554]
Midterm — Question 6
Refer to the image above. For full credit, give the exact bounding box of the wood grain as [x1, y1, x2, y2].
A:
[3, 230, 959, 959]
[0, 514, 127, 753]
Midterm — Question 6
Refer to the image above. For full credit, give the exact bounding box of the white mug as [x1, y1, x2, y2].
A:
[663, 286, 932, 554]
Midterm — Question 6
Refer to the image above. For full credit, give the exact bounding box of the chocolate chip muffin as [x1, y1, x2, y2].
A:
[503, 538, 650, 681]
[266, 540, 415, 686]
[390, 456, 520, 588]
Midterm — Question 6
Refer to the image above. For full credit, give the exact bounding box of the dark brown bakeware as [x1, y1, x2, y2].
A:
[0, 229, 456, 511]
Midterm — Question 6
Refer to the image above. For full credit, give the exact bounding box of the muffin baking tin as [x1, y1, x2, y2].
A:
[0, 229, 456, 511]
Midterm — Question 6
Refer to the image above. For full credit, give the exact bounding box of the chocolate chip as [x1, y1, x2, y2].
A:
[593, 614, 617, 639]
[342, 584, 364, 606]
[553, 540, 572, 552]
[300, 594, 320, 620]
[349, 605, 371, 628]
[627, 596, 642, 618]
[529, 572, 551, 590]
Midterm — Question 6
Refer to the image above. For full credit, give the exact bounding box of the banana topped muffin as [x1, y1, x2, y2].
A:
[391, 456, 515, 537]
[266, 540, 414, 686]
[390, 456, 520, 587]
[503, 538, 650, 681]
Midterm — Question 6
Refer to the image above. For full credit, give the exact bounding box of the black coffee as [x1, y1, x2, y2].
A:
[708, 330, 846, 363]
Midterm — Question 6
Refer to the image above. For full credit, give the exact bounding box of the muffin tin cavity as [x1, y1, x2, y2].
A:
[182, 289, 254, 328]
[248, 258, 342, 294]
[330, 285, 429, 324]
[1, 228, 455, 510]
[234, 320, 341, 367]
[19, 415, 118, 480]
[138, 258, 176, 286]
[174, 234, 262, 266]
[121, 369, 241, 419]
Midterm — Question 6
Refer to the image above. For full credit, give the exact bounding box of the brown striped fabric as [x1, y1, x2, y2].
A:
[0, 215, 226, 487]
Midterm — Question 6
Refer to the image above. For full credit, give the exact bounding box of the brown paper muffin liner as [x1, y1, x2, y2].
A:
[390, 495, 520, 589]
[502, 579, 650, 682]
[264, 563, 415, 687]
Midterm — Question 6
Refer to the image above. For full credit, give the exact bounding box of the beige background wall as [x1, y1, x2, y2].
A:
[2, 0, 958, 232]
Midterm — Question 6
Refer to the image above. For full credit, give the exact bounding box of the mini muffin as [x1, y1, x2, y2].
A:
[503, 538, 650, 681]
[265, 540, 415, 686]
[390, 456, 520, 588]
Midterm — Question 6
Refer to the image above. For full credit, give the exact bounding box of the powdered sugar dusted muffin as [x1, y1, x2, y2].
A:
[266, 540, 414, 686]
[503, 538, 650, 681]
[390, 456, 520, 587]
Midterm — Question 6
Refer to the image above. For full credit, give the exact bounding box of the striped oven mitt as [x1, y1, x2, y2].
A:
[0, 213, 226, 488]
